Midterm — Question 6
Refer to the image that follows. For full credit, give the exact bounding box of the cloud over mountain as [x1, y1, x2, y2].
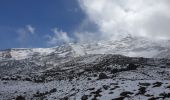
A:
[78, 0, 170, 40]
[46, 28, 72, 46]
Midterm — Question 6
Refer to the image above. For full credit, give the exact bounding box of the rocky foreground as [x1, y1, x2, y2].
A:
[0, 54, 170, 100]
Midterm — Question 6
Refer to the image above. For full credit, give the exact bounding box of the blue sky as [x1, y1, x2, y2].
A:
[1, 0, 170, 50]
[0, 0, 85, 49]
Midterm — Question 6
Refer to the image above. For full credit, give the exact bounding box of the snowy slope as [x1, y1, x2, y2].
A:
[0, 48, 56, 60]
[1, 35, 170, 99]
[1, 54, 170, 100]
[0, 35, 170, 60]
[71, 36, 170, 58]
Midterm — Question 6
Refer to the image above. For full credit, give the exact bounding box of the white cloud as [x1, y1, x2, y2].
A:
[26, 25, 35, 34]
[78, 0, 170, 40]
[46, 28, 72, 46]
[17, 28, 28, 43]
[17, 25, 35, 44]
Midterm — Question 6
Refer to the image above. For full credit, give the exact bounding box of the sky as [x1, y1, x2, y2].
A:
[0, 0, 85, 49]
[0, 0, 170, 49]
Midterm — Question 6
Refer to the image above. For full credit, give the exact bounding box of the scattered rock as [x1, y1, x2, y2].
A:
[60, 96, 69, 100]
[71, 88, 76, 91]
[111, 69, 119, 74]
[120, 91, 133, 97]
[103, 85, 109, 90]
[110, 86, 120, 90]
[110, 83, 118, 85]
[81, 95, 88, 100]
[50, 88, 57, 93]
[15, 95, 25, 100]
[87, 77, 92, 80]
[159, 92, 170, 99]
[153, 82, 162, 87]
[33, 88, 56, 98]
[91, 98, 97, 100]
[91, 89, 102, 95]
[139, 82, 151, 87]
[109, 92, 114, 94]
[144, 94, 153, 97]
[137, 87, 146, 95]
[11, 77, 17, 80]
[93, 74, 98, 77]
[112, 97, 125, 100]
[91, 88, 102, 99]
[166, 85, 170, 88]
[25, 77, 32, 81]
[88, 88, 95, 91]
[148, 97, 160, 100]
[33, 77, 45, 83]
[127, 63, 138, 70]
[2, 81, 7, 84]
[2, 76, 10, 80]
[68, 76, 74, 81]
[98, 73, 108, 79]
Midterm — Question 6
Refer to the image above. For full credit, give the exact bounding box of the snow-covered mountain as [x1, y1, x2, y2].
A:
[1, 35, 170, 60]
[1, 35, 170, 100]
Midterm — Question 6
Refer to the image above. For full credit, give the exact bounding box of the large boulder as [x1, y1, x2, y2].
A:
[127, 63, 138, 70]
[99, 73, 108, 79]
[15, 95, 25, 100]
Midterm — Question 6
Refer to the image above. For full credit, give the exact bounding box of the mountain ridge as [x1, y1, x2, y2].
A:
[1, 35, 170, 60]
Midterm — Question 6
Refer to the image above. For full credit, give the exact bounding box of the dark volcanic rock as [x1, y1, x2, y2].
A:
[112, 96, 125, 100]
[127, 63, 138, 70]
[137, 87, 146, 95]
[81, 95, 88, 100]
[139, 82, 151, 87]
[153, 82, 162, 87]
[98, 73, 108, 79]
[15, 95, 25, 100]
[120, 91, 133, 97]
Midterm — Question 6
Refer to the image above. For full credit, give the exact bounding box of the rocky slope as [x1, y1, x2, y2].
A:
[1, 36, 170, 100]
[1, 53, 170, 100]
[1, 35, 170, 60]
